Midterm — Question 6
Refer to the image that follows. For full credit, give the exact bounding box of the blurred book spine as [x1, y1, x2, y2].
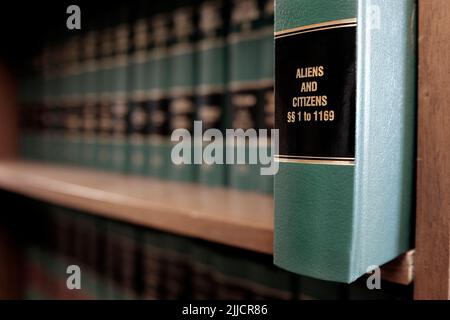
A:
[128, 2, 151, 176]
[167, 3, 197, 183]
[195, 0, 228, 187]
[227, 0, 273, 193]
[111, 8, 131, 173]
[146, 13, 171, 180]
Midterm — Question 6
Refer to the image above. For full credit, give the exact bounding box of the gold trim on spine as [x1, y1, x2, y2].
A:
[274, 18, 357, 38]
[276, 155, 355, 161]
[275, 155, 355, 166]
[275, 158, 355, 166]
[228, 80, 274, 91]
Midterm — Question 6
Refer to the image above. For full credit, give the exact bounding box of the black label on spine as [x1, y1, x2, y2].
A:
[275, 24, 356, 162]
[197, 92, 224, 132]
[169, 95, 196, 133]
[128, 100, 149, 135]
[82, 101, 99, 136]
[230, 89, 259, 131]
[148, 97, 169, 137]
[98, 100, 114, 136]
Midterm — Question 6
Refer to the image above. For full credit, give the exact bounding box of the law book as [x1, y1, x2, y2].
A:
[80, 29, 100, 169]
[274, 0, 416, 283]
[40, 45, 63, 164]
[57, 40, 72, 165]
[76, 24, 100, 167]
[113, 223, 139, 300]
[128, 2, 151, 176]
[254, 0, 274, 194]
[101, 220, 121, 300]
[146, 13, 172, 180]
[94, 15, 115, 171]
[142, 229, 165, 299]
[63, 36, 83, 166]
[73, 213, 101, 299]
[190, 241, 217, 299]
[167, 3, 197, 183]
[19, 63, 42, 161]
[110, 9, 131, 173]
[195, 0, 228, 187]
[227, 0, 272, 193]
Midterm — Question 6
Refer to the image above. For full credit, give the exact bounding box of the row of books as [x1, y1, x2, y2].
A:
[18, 0, 274, 194]
[19, 199, 412, 300]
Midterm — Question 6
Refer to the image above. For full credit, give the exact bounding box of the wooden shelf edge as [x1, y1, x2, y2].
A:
[0, 160, 414, 285]
[381, 250, 415, 285]
[0, 161, 274, 255]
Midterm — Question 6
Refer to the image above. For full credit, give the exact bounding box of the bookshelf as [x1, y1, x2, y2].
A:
[0, 161, 273, 254]
[0, 160, 413, 285]
[0, 0, 448, 300]
[415, 0, 450, 300]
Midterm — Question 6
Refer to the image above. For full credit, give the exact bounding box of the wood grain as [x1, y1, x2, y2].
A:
[0, 62, 18, 159]
[381, 250, 414, 285]
[0, 61, 21, 299]
[0, 161, 274, 254]
[0, 160, 413, 284]
[415, 0, 450, 300]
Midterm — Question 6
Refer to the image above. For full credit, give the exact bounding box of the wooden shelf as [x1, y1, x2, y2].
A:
[0, 160, 414, 285]
[0, 160, 274, 254]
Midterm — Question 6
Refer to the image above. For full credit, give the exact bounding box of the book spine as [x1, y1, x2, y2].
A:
[128, 4, 151, 176]
[255, 0, 274, 194]
[167, 4, 197, 183]
[195, 0, 228, 187]
[80, 30, 99, 168]
[73, 214, 100, 299]
[19, 64, 41, 160]
[227, 0, 267, 192]
[64, 36, 83, 166]
[142, 230, 165, 299]
[146, 14, 171, 180]
[110, 10, 131, 173]
[274, 0, 416, 283]
[94, 18, 114, 171]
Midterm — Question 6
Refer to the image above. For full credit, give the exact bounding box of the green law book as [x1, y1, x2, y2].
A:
[146, 13, 172, 180]
[81, 97, 99, 169]
[190, 241, 217, 299]
[128, 3, 150, 176]
[255, 0, 274, 194]
[195, 0, 228, 187]
[80, 29, 100, 169]
[274, 0, 416, 283]
[127, 93, 149, 176]
[94, 16, 115, 171]
[167, 3, 197, 183]
[60, 36, 83, 166]
[80, 26, 100, 169]
[57, 40, 71, 165]
[71, 212, 102, 299]
[115, 223, 139, 300]
[41, 46, 63, 164]
[19, 73, 40, 160]
[227, 0, 272, 192]
[142, 229, 165, 299]
[109, 10, 131, 173]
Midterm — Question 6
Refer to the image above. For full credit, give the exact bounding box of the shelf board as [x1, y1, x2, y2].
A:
[0, 160, 414, 285]
[0, 160, 274, 254]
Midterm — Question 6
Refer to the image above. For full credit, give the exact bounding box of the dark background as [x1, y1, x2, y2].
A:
[0, 1, 111, 71]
